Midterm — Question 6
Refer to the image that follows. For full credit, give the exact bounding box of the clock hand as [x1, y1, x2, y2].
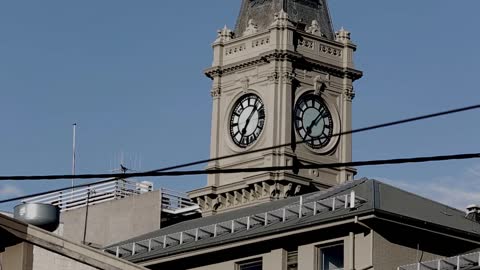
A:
[242, 107, 257, 135]
[306, 112, 323, 135]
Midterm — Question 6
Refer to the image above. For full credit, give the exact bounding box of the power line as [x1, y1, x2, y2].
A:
[1, 104, 479, 204]
[148, 103, 480, 173]
[1, 152, 479, 205]
[0, 152, 479, 182]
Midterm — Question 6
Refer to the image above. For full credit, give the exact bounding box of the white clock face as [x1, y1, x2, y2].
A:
[230, 94, 265, 148]
[294, 94, 333, 149]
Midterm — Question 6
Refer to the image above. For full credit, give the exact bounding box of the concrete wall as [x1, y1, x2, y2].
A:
[373, 231, 442, 269]
[32, 246, 97, 270]
[1, 243, 33, 270]
[60, 190, 162, 247]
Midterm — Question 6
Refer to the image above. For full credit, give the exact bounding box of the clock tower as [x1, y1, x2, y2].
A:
[189, 0, 362, 216]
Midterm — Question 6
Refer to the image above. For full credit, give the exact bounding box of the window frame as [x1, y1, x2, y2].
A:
[317, 242, 345, 270]
[236, 258, 263, 270]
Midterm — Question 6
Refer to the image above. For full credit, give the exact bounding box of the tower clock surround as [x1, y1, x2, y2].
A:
[189, 0, 363, 216]
[293, 89, 341, 155]
[223, 89, 269, 153]
[228, 92, 266, 149]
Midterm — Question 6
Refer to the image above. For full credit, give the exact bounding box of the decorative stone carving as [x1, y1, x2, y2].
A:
[282, 72, 296, 82]
[252, 37, 270, 48]
[243, 19, 258, 36]
[335, 27, 351, 43]
[240, 77, 250, 93]
[210, 86, 221, 98]
[314, 75, 327, 95]
[298, 38, 314, 49]
[271, 9, 293, 28]
[344, 86, 355, 101]
[306, 20, 325, 37]
[320, 45, 342, 57]
[215, 25, 234, 43]
[225, 44, 247, 56]
[270, 182, 281, 199]
[268, 71, 279, 82]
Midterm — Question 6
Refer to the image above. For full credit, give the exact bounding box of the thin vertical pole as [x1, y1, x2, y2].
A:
[72, 123, 77, 191]
[82, 188, 91, 244]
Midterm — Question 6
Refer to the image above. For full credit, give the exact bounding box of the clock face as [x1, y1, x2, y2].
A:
[230, 94, 265, 148]
[294, 94, 333, 149]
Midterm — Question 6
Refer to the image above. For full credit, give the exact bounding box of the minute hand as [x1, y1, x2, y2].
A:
[242, 107, 257, 135]
[306, 111, 324, 135]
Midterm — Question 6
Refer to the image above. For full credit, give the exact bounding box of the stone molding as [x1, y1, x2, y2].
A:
[205, 49, 363, 81]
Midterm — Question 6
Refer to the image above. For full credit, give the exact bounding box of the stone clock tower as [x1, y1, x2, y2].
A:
[189, 0, 362, 216]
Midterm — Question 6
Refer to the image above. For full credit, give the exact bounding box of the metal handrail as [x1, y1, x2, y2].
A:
[22, 179, 153, 212]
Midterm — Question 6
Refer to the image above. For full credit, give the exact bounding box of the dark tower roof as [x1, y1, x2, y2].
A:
[235, 0, 335, 39]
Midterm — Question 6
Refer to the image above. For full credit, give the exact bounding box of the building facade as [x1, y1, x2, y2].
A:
[189, 0, 362, 216]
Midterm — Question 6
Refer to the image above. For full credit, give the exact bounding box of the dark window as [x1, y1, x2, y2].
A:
[238, 259, 262, 270]
[287, 251, 298, 270]
[320, 244, 344, 270]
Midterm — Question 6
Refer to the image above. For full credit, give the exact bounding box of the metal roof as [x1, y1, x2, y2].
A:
[234, 0, 335, 39]
[104, 179, 480, 263]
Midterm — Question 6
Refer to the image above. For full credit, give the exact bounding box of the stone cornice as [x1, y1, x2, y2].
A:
[204, 49, 363, 81]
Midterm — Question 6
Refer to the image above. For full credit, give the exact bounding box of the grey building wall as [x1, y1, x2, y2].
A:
[60, 190, 162, 247]
[32, 246, 97, 270]
[372, 231, 442, 269]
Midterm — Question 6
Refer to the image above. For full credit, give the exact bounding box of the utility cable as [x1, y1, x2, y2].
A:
[0, 152, 479, 206]
[147, 104, 480, 173]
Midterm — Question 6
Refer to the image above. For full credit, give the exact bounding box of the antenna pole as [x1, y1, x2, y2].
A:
[72, 123, 77, 191]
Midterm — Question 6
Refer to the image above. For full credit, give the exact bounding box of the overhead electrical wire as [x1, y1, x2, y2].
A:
[0, 103, 479, 204]
[1, 152, 480, 205]
[147, 103, 480, 173]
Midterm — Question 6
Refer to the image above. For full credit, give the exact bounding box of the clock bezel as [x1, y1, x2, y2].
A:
[228, 92, 266, 149]
[293, 91, 341, 154]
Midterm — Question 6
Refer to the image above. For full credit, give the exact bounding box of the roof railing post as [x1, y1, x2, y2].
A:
[313, 201, 317, 215]
[457, 256, 460, 270]
[231, 220, 235, 233]
[116, 246, 120, 258]
[247, 217, 251, 230]
[132, 243, 136, 256]
[180, 232, 184, 245]
[437, 260, 441, 270]
[163, 235, 167, 248]
[417, 262, 420, 270]
[214, 224, 218, 237]
[332, 197, 336, 211]
[148, 239, 152, 252]
[299, 196, 303, 218]
[195, 228, 199, 241]
[350, 191, 356, 208]
[264, 212, 268, 226]
[344, 194, 348, 208]
[282, 208, 286, 222]
[478, 251, 480, 266]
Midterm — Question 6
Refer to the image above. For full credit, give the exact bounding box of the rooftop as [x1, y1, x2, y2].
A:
[105, 179, 480, 263]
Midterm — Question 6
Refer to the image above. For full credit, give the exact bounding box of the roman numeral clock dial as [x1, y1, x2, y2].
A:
[230, 94, 265, 148]
[294, 93, 334, 149]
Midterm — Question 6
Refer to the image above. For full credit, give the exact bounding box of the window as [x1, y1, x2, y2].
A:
[287, 251, 298, 270]
[319, 244, 344, 270]
[237, 259, 262, 270]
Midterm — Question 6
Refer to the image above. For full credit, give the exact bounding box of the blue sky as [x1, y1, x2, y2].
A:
[1, 1, 480, 211]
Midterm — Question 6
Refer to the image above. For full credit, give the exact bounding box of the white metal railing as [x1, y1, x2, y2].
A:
[398, 251, 480, 270]
[105, 191, 366, 259]
[161, 188, 198, 212]
[22, 179, 154, 212]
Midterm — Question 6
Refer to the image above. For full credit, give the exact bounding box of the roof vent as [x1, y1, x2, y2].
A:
[14, 203, 60, 232]
[466, 205, 480, 222]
